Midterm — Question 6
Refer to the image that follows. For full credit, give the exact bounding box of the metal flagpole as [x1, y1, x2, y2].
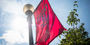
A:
[23, 4, 34, 45]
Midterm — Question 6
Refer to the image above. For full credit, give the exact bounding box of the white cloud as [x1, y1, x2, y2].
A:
[2, 15, 29, 43]
[0, 0, 31, 44]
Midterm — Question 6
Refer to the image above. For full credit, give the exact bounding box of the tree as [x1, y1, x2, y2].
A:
[58, 0, 90, 45]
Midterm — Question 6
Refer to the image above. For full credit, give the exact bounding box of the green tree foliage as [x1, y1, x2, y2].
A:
[58, 0, 90, 45]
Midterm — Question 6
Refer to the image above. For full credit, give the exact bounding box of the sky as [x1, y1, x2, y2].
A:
[0, 0, 90, 45]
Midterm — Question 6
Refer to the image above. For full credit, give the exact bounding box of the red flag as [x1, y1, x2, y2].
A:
[34, 0, 67, 45]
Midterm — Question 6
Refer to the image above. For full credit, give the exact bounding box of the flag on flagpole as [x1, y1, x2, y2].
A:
[34, 0, 67, 45]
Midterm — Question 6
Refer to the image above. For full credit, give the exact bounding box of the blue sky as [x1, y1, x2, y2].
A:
[0, 0, 90, 45]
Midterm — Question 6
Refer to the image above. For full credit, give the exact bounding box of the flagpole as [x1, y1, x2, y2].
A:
[23, 4, 34, 45]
